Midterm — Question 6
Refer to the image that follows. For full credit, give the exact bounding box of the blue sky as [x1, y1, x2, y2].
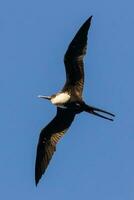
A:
[0, 0, 134, 199]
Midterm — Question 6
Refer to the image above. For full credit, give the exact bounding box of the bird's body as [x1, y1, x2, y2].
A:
[35, 16, 115, 185]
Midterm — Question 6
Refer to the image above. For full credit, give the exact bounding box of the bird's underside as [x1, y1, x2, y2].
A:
[35, 17, 93, 185]
[35, 16, 115, 185]
[62, 16, 92, 99]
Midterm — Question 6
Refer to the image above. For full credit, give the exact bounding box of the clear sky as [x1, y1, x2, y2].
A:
[0, 0, 134, 199]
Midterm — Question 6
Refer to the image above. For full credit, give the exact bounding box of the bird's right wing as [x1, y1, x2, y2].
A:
[35, 107, 75, 185]
[62, 16, 92, 99]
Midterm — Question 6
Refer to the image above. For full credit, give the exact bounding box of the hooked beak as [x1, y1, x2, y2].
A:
[38, 95, 51, 100]
[85, 104, 115, 121]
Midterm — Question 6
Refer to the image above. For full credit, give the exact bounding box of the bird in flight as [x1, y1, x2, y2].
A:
[35, 16, 115, 185]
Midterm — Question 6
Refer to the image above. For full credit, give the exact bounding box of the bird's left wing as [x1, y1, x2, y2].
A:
[62, 16, 92, 99]
[35, 107, 75, 185]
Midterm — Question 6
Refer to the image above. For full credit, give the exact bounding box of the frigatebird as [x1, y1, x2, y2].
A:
[35, 16, 115, 185]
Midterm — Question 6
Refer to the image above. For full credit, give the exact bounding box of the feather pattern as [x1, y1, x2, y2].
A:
[62, 16, 92, 99]
[35, 107, 75, 185]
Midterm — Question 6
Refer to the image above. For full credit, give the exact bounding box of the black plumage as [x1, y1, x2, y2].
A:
[35, 16, 115, 185]
[62, 16, 92, 99]
[35, 108, 75, 185]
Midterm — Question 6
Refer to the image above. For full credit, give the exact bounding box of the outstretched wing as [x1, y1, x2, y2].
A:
[62, 16, 92, 99]
[35, 107, 75, 185]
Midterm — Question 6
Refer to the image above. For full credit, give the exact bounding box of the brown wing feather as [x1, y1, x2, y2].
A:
[62, 16, 92, 99]
[35, 108, 75, 185]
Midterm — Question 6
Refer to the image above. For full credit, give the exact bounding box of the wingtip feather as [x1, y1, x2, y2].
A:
[35, 172, 40, 186]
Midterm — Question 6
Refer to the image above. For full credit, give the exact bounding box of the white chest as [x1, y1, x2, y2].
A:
[51, 93, 70, 105]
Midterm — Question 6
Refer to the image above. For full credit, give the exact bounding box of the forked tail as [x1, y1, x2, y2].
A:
[83, 103, 115, 121]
